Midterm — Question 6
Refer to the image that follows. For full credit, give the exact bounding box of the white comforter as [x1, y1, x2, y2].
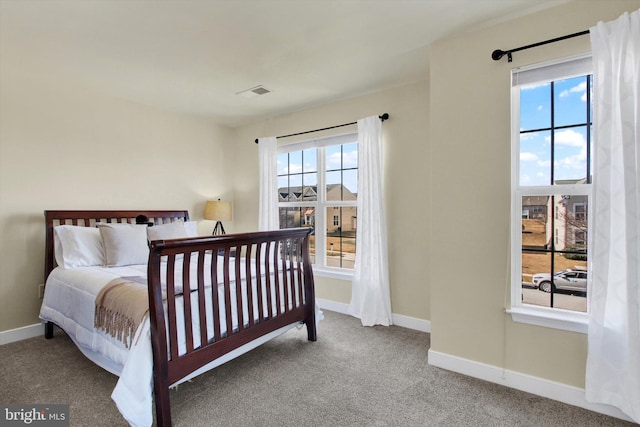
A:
[39, 255, 319, 427]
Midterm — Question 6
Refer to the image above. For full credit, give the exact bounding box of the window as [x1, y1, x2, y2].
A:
[510, 55, 592, 333]
[573, 202, 587, 221]
[277, 133, 358, 273]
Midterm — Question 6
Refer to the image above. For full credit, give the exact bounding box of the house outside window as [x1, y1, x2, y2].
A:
[277, 133, 358, 272]
[510, 55, 593, 333]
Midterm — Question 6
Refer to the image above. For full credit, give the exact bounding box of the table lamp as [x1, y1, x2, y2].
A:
[204, 199, 232, 235]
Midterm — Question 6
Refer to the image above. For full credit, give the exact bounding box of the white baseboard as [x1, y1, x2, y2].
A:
[316, 298, 350, 316]
[316, 298, 431, 332]
[1, 300, 432, 346]
[427, 349, 633, 423]
[393, 312, 431, 333]
[0, 323, 43, 345]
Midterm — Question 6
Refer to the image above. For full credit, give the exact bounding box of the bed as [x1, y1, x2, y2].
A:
[39, 209, 318, 426]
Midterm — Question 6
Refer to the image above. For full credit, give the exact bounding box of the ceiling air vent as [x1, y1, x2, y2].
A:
[236, 85, 272, 99]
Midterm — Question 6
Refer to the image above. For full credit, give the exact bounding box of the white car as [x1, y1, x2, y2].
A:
[532, 268, 587, 294]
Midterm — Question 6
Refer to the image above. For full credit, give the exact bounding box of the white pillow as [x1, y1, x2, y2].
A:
[54, 225, 105, 269]
[97, 223, 149, 267]
[183, 221, 198, 237]
[147, 221, 188, 241]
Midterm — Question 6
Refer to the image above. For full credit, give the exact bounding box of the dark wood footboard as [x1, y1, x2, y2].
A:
[147, 228, 316, 427]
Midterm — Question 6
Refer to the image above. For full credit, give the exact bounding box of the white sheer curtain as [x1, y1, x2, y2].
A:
[348, 116, 393, 326]
[585, 9, 640, 423]
[258, 136, 279, 231]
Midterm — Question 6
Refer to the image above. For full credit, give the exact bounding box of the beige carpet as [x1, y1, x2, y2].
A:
[0, 310, 634, 426]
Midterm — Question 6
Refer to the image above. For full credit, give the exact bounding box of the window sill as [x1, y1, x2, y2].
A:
[507, 306, 588, 334]
[313, 267, 353, 281]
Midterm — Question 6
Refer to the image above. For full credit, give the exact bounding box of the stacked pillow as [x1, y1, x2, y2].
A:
[53, 225, 104, 269]
[53, 220, 199, 268]
[97, 223, 149, 267]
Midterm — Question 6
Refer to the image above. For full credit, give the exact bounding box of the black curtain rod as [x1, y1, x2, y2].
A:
[254, 113, 389, 143]
[492, 29, 589, 63]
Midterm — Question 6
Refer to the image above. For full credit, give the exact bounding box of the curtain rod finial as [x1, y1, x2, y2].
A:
[255, 138, 259, 144]
[491, 49, 513, 62]
[379, 113, 389, 121]
[492, 49, 506, 61]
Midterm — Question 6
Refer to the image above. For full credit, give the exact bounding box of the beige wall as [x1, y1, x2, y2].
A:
[429, 0, 639, 388]
[0, 74, 235, 331]
[232, 80, 430, 320]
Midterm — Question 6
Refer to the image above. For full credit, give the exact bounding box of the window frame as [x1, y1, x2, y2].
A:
[508, 54, 593, 334]
[277, 132, 358, 278]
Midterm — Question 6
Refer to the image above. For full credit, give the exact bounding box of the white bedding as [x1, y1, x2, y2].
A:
[39, 254, 320, 427]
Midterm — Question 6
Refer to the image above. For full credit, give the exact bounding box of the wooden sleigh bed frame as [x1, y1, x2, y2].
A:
[43, 210, 317, 426]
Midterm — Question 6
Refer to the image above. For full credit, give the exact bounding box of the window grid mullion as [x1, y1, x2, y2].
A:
[316, 146, 327, 268]
[586, 75, 592, 184]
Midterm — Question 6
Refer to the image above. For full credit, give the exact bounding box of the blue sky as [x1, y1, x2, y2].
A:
[519, 76, 591, 186]
[278, 142, 359, 194]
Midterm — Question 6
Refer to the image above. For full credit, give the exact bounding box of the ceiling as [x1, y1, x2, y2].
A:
[1, 0, 567, 127]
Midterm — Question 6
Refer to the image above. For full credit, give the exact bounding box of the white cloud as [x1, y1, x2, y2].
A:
[520, 152, 538, 161]
[327, 150, 358, 169]
[559, 81, 587, 99]
[555, 145, 587, 171]
[343, 150, 358, 168]
[554, 130, 588, 176]
[555, 129, 586, 148]
[285, 163, 303, 174]
[519, 170, 550, 186]
[327, 152, 341, 168]
[556, 155, 585, 171]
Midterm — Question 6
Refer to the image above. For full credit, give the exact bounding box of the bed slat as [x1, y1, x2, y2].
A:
[166, 256, 179, 362]
[196, 251, 207, 348]
[210, 254, 221, 342]
[222, 252, 233, 337]
[255, 243, 264, 323]
[234, 247, 244, 331]
[182, 253, 194, 354]
[244, 247, 254, 328]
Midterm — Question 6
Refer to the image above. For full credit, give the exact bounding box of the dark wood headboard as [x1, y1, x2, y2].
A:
[44, 210, 190, 282]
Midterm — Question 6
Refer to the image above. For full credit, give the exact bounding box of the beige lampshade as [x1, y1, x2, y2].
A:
[204, 200, 232, 221]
